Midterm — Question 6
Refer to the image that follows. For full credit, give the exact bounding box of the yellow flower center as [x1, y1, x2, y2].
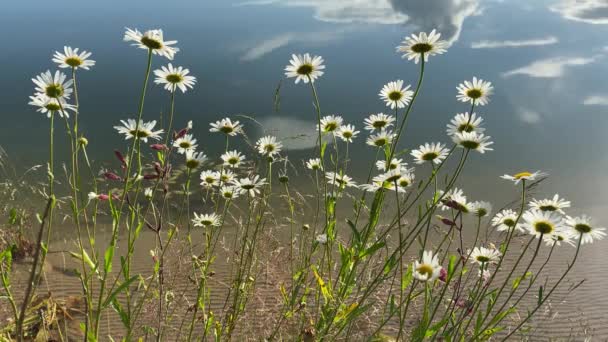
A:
[513, 172, 532, 180]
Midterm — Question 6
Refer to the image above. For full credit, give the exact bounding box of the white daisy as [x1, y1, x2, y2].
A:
[144, 188, 154, 199]
[192, 212, 221, 227]
[364, 113, 396, 131]
[220, 185, 239, 200]
[470, 246, 501, 265]
[412, 250, 443, 282]
[492, 209, 525, 232]
[336, 124, 359, 143]
[232, 175, 267, 197]
[360, 181, 406, 193]
[366, 130, 394, 148]
[114, 119, 163, 142]
[452, 131, 493, 153]
[376, 158, 407, 171]
[439, 187, 469, 212]
[284, 53, 325, 84]
[306, 158, 323, 171]
[501, 171, 547, 185]
[543, 227, 574, 247]
[397, 171, 415, 188]
[28, 94, 75, 118]
[563, 215, 606, 245]
[221, 150, 245, 168]
[411, 142, 449, 165]
[52, 46, 95, 70]
[446, 112, 485, 136]
[209, 118, 243, 136]
[185, 150, 207, 169]
[379, 80, 414, 109]
[173, 134, 198, 154]
[326, 172, 356, 188]
[32, 70, 73, 100]
[319, 115, 343, 133]
[256, 136, 283, 156]
[529, 194, 570, 214]
[397, 29, 448, 64]
[456, 77, 494, 106]
[124, 28, 179, 60]
[521, 210, 567, 239]
[200, 170, 220, 189]
[315, 234, 328, 244]
[218, 169, 236, 184]
[470, 201, 492, 217]
[153, 63, 196, 93]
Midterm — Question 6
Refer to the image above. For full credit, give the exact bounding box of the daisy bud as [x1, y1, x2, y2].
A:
[114, 150, 127, 167]
[98, 194, 109, 201]
[78, 137, 89, 146]
[174, 128, 188, 140]
[144, 174, 158, 180]
[437, 215, 455, 226]
[150, 143, 167, 151]
[439, 268, 448, 282]
[104, 172, 121, 181]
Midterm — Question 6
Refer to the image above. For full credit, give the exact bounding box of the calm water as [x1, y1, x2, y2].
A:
[1, 0, 608, 337]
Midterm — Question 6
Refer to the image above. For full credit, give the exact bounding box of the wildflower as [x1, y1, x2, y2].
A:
[439, 187, 469, 212]
[364, 113, 395, 131]
[78, 137, 88, 146]
[218, 169, 236, 184]
[336, 124, 359, 143]
[144, 188, 153, 199]
[326, 172, 357, 188]
[150, 143, 168, 151]
[456, 77, 493, 106]
[397, 171, 415, 188]
[543, 227, 574, 247]
[52, 46, 95, 70]
[412, 250, 443, 282]
[397, 29, 448, 64]
[501, 171, 547, 185]
[232, 175, 267, 197]
[376, 158, 407, 171]
[470, 246, 501, 265]
[192, 212, 221, 227]
[366, 130, 394, 148]
[200, 170, 220, 189]
[306, 158, 323, 171]
[209, 118, 243, 136]
[379, 80, 414, 109]
[563, 215, 606, 245]
[315, 234, 328, 244]
[28, 95, 75, 118]
[32, 70, 73, 100]
[88, 192, 108, 201]
[221, 150, 245, 168]
[529, 194, 570, 214]
[124, 28, 179, 60]
[173, 134, 197, 154]
[284, 53, 325, 84]
[521, 210, 566, 239]
[319, 115, 343, 133]
[256, 136, 283, 156]
[154, 63, 196, 93]
[185, 150, 207, 169]
[411, 142, 449, 165]
[446, 112, 485, 136]
[492, 209, 524, 232]
[470, 201, 492, 217]
[114, 119, 163, 142]
[104, 172, 121, 181]
[360, 180, 406, 193]
[452, 131, 493, 153]
[220, 185, 239, 200]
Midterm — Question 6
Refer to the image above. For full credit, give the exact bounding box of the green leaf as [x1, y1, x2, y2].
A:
[104, 244, 114, 274]
[359, 241, 385, 259]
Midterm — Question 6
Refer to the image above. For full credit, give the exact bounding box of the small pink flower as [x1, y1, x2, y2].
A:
[114, 150, 127, 167]
[150, 144, 167, 151]
[98, 194, 109, 201]
[439, 268, 448, 282]
[104, 172, 121, 181]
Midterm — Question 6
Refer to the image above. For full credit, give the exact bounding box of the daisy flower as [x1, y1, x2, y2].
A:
[232, 175, 267, 197]
[411, 142, 449, 165]
[563, 215, 606, 245]
[124, 28, 179, 60]
[364, 113, 396, 131]
[366, 130, 394, 148]
[452, 131, 493, 153]
[306, 158, 323, 171]
[336, 124, 359, 143]
[376, 158, 407, 171]
[185, 150, 207, 169]
[439, 187, 469, 212]
[543, 227, 574, 247]
[316, 234, 328, 245]
[470, 201, 492, 217]
[52, 46, 95, 70]
[470, 246, 501, 265]
[114, 119, 163, 142]
[28, 95, 75, 118]
[326, 172, 356, 188]
[173, 134, 198, 154]
[284, 53, 325, 84]
[456, 77, 493, 106]
[360, 180, 406, 193]
[521, 210, 566, 239]
[200, 170, 220, 189]
[397, 171, 415, 188]
[220, 185, 239, 200]
[144, 188, 154, 199]
[412, 250, 443, 282]
[209, 118, 243, 136]
[379, 80, 414, 109]
[446, 112, 485, 136]
[501, 171, 547, 185]
[32, 70, 73, 100]
[529, 194, 570, 214]
[319, 115, 343, 133]
[154, 64, 196, 93]
[492, 209, 524, 232]
[256, 136, 283, 156]
[221, 150, 245, 168]
[218, 169, 236, 184]
[397, 29, 448, 64]
[192, 212, 221, 227]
